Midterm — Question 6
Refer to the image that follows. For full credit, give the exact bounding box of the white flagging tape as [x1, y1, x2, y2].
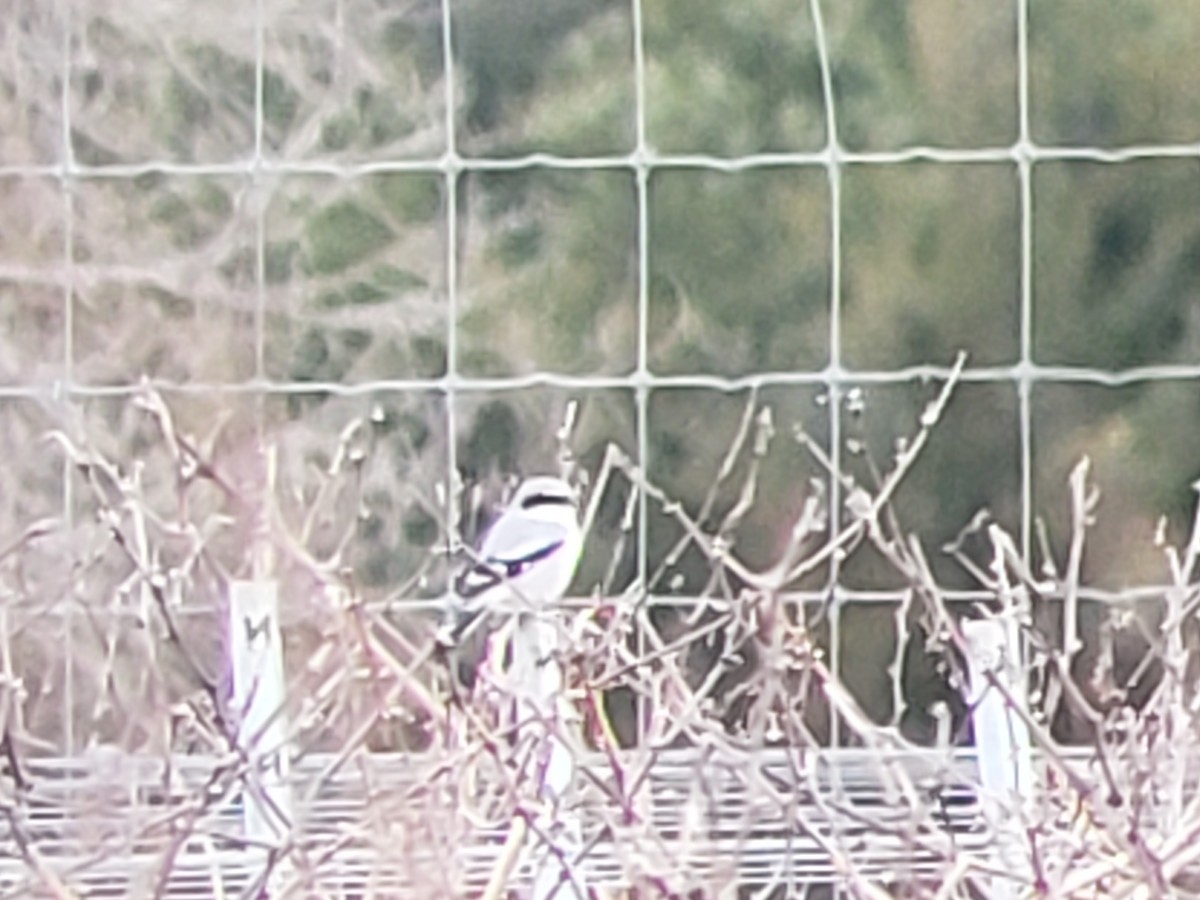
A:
[510, 617, 587, 900]
[962, 618, 1032, 900]
[229, 580, 293, 847]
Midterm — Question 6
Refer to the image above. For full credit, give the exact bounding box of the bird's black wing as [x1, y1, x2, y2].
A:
[442, 537, 566, 645]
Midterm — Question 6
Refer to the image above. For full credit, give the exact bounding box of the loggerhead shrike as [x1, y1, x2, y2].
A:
[439, 475, 584, 649]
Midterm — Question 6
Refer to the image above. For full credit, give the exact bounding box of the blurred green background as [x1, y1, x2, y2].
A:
[1, 0, 1199, 749]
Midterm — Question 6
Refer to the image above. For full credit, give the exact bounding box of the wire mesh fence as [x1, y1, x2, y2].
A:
[1, 0, 1200, 896]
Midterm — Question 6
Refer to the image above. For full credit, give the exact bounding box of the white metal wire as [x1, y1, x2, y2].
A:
[2, 0, 1199, 895]
[0, 747, 1013, 897]
[0, 0, 1187, 619]
[9, 746, 1194, 897]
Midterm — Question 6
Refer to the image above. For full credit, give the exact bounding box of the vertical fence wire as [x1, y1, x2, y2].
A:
[0, 0, 1192, 759]
[1, 0, 1198, 892]
[58, 0, 76, 758]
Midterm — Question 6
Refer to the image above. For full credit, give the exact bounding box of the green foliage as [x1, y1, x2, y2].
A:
[459, 169, 636, 376]
[262, 69, 301, 137]
[381, 17, 444, 88]
[184, 44, 255, 115]
[375, 177, 442, 225]
[454, 0, 620, 135]
[1033, 160, 1200, 368]
[318, 282, 386, 310]
[645, 0, 825, 154]
[137, 284, 193, 320]
[648, 168, 829, 375]
[320, 87, 414, 153]
[303, 201, 395, 276]
[161, 74, 212, 155]
[372, 265, 428, 293]
[29, 0, 1200, 748]
[461, 401, 520, 478]
[315, 271, 429, 310]
[495, 224, 543, 268]
[70, 129, 121, 167]
[287, 326, 377, 384]
[841, 163, 1020, 368]
[409, 336, 447, 379]
[148, 182, 233, 251]
[1031, 0, 1200, 144]
[264, 242, 301, 285]
[401, 507, 439, 550]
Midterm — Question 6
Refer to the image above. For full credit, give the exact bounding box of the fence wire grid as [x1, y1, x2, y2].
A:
[1, 0, 1200, 897]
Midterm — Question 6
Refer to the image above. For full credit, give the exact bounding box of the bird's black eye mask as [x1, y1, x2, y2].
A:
[520, 493, 575, 511]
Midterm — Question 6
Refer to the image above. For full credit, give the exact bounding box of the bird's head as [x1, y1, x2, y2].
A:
[509, 475, 580, 526]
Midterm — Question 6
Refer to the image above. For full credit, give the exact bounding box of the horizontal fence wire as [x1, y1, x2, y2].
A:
[1, 0, 1198, 896]
[1, 0, 1191, 754]
[5, 0, 1189, 735]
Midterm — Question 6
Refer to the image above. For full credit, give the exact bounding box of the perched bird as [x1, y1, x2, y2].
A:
[441, 477, 587, 895]
[439, 475, 584, 650]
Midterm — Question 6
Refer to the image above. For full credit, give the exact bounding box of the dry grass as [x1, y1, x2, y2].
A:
[0, 362, 1196, 897]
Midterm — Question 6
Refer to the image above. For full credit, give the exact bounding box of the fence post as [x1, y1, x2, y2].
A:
[229, 579, 293, 847]
[488, 617, 586, 900]
[962, 618, 1032, 900]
